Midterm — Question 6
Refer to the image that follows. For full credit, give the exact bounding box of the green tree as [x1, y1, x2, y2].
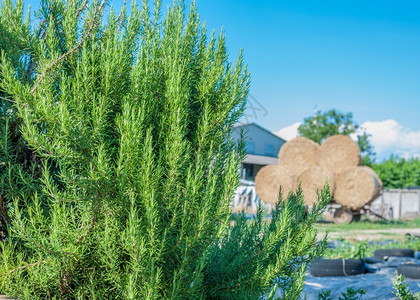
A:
[297, 109, 375, 165]
[0, 0, 329, 298]
[371, 156, 420, 188]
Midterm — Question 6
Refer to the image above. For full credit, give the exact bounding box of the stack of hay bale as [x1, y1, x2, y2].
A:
[255, 135, 382, 210]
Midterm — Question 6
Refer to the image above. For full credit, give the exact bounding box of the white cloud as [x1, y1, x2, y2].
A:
[359, 120, 400, 148]
[359, 119, 420, 160]
[274, 122, 301, 140]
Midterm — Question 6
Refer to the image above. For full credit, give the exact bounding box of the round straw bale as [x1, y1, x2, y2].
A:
[255, 165, 295, 204]
[361, 166, 383, 199]
[278, 137, 320, 176]
[363, 166, 383, 187]
[297, 167, 335, 206]
[334, 166, 382, 210]
[319, 135, 361, 174]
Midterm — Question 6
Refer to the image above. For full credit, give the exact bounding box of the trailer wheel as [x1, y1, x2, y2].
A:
[333, 208, 353, 224]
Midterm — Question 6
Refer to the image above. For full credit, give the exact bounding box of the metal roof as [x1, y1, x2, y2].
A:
[243, 154, 278, 165]
[233, 122, 286, 143]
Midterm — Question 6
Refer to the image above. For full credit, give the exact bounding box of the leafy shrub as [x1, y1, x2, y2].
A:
[0, 0, 330, 298]
[322, 221, 420, 260]
[323, 240, 368, 259]
[317, 287, 366, 300]
[338, 288, 366, 300]
[392, 275, 420, 300]
[204, 188, 330, 299]
[372, 156, 420, 188]
[324, 235, 420, 260]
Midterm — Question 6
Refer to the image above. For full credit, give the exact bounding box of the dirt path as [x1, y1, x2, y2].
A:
[318, 227, 420, 241]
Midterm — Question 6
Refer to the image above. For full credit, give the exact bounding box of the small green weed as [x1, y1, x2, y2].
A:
[392, 274, 420, 300]
[317, 288, 366, 300]
[318, 289, 332, 300]
[339, 288, 366, 300]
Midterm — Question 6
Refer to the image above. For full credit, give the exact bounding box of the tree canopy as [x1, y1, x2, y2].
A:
[372, 156, 420, 189]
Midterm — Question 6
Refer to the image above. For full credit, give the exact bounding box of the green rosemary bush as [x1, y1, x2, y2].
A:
[0, 0, 41, 237]
[0, 0, 329, 298]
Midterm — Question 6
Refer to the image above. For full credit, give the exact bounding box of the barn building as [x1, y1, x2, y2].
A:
[232, 122, 286, 181]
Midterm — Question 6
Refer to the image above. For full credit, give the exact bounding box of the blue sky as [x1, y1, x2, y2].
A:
[193, 0, 420, 161]
[8, 0, 420, 160]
